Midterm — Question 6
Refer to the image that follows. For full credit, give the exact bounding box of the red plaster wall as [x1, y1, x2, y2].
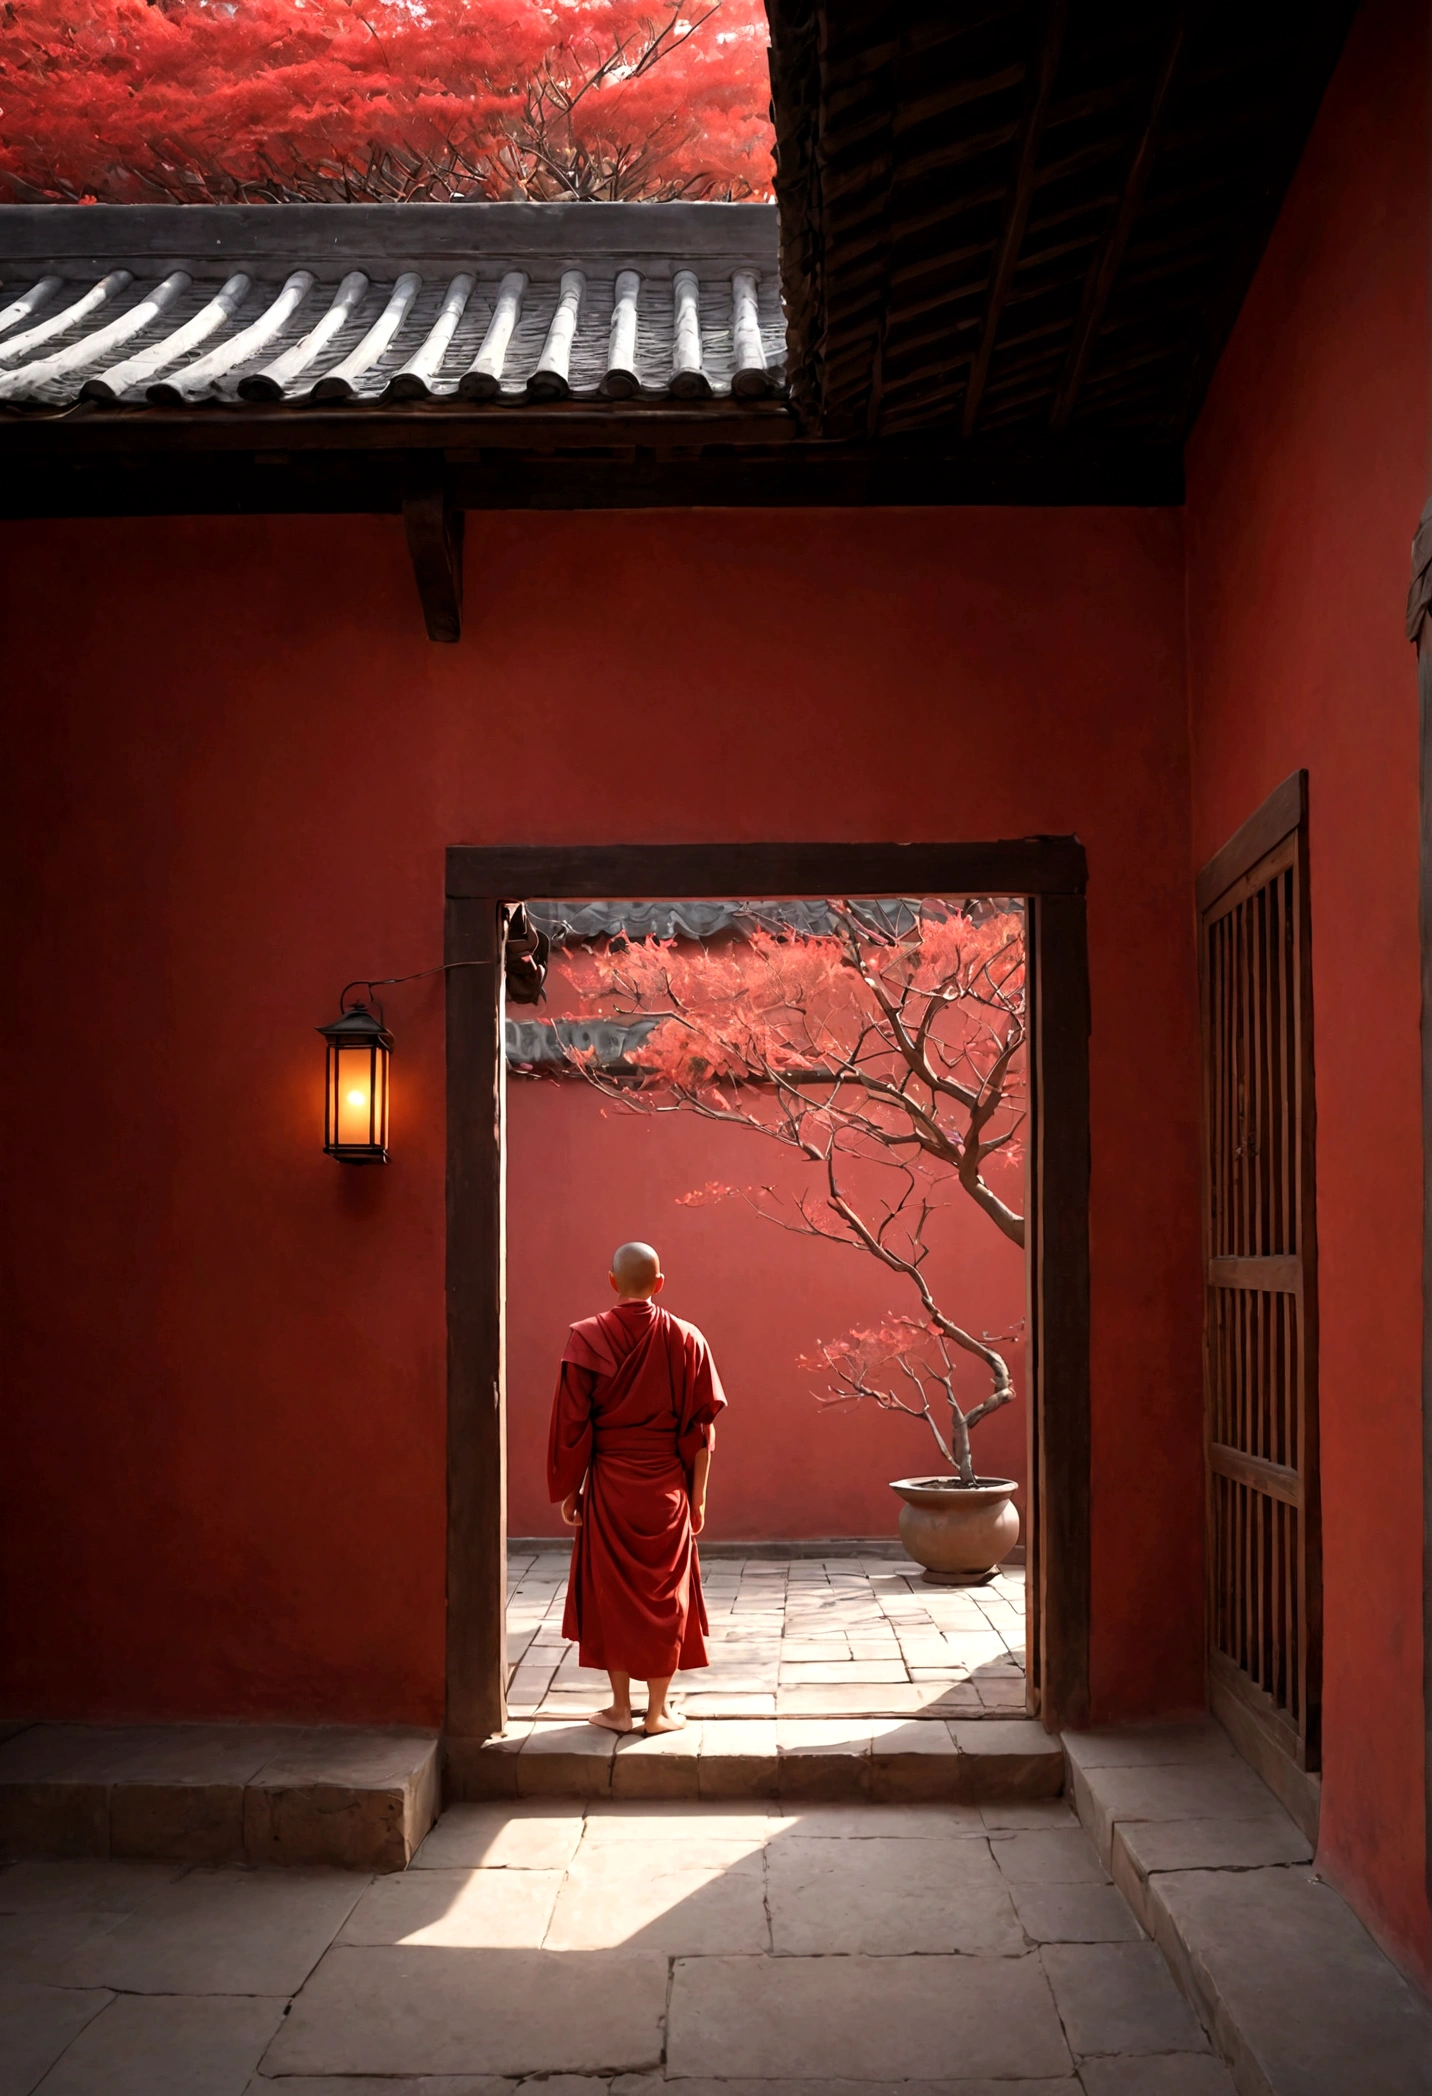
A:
[505, 1076, 1029, 1540]
[1185, 0, 1431, 1986]
[0, 502, 1201, 1733]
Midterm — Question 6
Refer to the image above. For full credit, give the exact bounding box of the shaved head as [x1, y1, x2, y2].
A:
[611, 1241, 662, 1299]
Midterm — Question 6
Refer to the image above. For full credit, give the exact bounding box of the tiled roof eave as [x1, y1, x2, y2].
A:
[0, 202, 789, 421]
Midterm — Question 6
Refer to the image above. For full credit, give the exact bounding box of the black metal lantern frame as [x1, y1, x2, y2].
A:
[318, 914, 548, 1165]
[318, 1000, 394, 1164]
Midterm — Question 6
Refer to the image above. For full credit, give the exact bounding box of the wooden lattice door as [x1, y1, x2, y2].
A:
[1198, 772, 1321, 1819]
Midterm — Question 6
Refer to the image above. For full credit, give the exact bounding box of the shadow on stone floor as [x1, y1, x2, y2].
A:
[1, 1794, 1230, 2091]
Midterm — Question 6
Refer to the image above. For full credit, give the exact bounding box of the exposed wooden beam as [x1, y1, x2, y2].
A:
[1049, 10, 1196, 433]
[0, 441, 1188, 520]
[961, 0, 1069, 439]
[402, 459, 464, 644]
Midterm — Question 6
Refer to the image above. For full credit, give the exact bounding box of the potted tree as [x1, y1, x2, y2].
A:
[798, 1319, 1019, 1585]
[544, 897, 1027, 1584]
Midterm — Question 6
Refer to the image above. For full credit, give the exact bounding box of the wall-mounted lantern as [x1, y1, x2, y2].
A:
[318, 1001, 393, 1164]
[318, 913, 548, 1165]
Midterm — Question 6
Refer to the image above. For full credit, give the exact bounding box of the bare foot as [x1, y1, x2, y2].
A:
[644, 1708, 686, 1735]
[587, 1706, 636, 1734]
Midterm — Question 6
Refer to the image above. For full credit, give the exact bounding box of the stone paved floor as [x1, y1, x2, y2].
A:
[507, 1549, 1028, 1720]
[0, 1796, 1236, 2092]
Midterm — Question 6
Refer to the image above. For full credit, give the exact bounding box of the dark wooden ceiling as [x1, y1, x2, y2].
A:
[768, 0, 1359, 445]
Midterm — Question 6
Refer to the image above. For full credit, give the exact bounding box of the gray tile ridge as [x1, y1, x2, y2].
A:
[0, 199, 780, 273]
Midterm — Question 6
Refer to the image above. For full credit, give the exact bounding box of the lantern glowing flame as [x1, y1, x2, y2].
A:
[318, 1002, 393, 1164]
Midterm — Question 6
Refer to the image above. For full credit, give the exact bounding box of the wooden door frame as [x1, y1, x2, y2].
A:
[442, 839, 1092, 1757]
[1410, 499, 1432, 1918]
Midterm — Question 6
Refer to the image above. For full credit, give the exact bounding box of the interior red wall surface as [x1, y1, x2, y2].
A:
[1184, 0, 1431, 1986]
[0, 501, 1200, 1735]
[505, 1075, 1029, 1540]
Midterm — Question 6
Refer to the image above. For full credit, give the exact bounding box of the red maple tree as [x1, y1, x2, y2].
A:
[0, 0, 773, 204]
[553, 903, 1027, 1482]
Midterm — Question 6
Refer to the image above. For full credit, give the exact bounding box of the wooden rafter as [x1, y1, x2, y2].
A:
[961, 0, 1069, 439]
[1048, 9, 1195, 433]
[769, 1, 1358, 452]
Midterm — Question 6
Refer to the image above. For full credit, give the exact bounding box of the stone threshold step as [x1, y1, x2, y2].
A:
[517, 1690, 1029, 1720]
[0, 1722, 438, 1873]
[448, 1716, 1061, 1805]
[1062, 1719, 1432, 2095]
[510, 1537, 1028, 1564]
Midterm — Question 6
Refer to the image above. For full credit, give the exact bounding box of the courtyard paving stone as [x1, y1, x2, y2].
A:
[979, 1796, 1078, 1831]
[765, 1831, 1024, 1956]
[672, 1692, 776, 1717]
[338, 1866, 563, 1947]
[34, 1991, 286, 2096]
[411, 1802, 586, 1871]
[771, 1800, 983, 1839]
[0, 1858, 183, 1984]
[776, 1682, 979, 1717]
[612, 2079, 1081, 2096]
[1006, 1880, 1147, 1943]
[251, 2065, 521, 2089]
[48, 1863, 366, 1995]
[0, 1983, 112, 2096]
[990, 1826, 1112, 1883]
[1078, 2061, 1239, 2096]
[504, 1550, 1027, 1722]
[1041, 1940, 1212, 2058]
[580, 1801, 770, 1842]
[545, 1836, 768, 1953]
[665, 1950, 1072, 2079]
[778, 1660, 909, 1683]
[613, 2084, 1082, 2096]
[265, 1946, 669, 2078]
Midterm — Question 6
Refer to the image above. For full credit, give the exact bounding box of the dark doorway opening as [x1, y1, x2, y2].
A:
[443, 841, 1091, 1759]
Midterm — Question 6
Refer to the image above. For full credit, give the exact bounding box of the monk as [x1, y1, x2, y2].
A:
[547, 1241, 726, 1735]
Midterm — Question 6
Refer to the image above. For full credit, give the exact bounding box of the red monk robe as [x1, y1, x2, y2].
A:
[547, 1298, 726, 1680]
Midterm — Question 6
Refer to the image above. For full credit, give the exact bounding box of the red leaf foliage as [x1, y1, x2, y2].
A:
[0, 0, 774, 203]
[797, 1318, 935, 1383]
[570, 910, 1025, 1143]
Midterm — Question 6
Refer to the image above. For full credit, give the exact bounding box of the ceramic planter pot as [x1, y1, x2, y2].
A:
[890, 1475, 1020, 1586]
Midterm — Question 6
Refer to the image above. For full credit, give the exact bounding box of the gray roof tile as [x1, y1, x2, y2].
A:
[0, 201, 786, 414]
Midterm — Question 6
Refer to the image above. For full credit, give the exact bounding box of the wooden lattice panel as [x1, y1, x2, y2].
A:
[1199, 784, 1320, 1777]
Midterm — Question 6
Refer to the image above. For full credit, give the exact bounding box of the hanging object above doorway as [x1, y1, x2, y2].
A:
[318, 904, 549, 1162]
